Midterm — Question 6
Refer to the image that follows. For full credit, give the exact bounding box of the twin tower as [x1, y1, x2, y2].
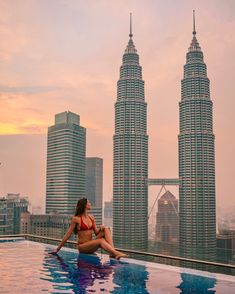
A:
[45, 13, 216, 261]
[113, 13, 216, 260]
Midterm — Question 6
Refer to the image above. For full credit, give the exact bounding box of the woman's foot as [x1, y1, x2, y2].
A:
[115, 252, 128, 260]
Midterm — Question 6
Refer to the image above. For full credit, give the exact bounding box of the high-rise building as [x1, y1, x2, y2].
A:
[0, 194, 28, 235]
[21, 212, 72, 239]
[178, 12, 216, 260]
[155, 191, 179, 244]
[6, 193, 29, 234]
[85, 157, 103, 208]
[216, 234, 233, 263]
[113, 15, 148, 250]
[0, 197, 13, 235]
[85, 157, 103, 224]
[104, 201, 113, 229]
[46, 111, 86, 215]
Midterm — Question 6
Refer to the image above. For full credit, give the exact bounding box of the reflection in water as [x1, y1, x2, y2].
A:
[111, 261, 149, 294]
[177, 273, 216, 294]
[43, 249, 150, 293]
[76, 254, 113, 291]
[43, 251, 113, 293]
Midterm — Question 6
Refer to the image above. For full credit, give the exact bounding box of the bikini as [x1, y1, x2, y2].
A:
[77, 216, 94, 245]
[79, 215, 94, 231]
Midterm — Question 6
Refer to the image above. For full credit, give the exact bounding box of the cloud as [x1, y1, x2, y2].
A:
[0, 82, 113, 135]
[0, 85, 60, 94]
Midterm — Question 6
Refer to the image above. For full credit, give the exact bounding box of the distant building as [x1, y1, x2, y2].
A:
[86, 157, 103, 207]
[20, 211, 31, 235]
[21, 210, 102, 240]
[46, 111, 86, 215]
[0, 194, 28, 235]
[104, 201, 113, 229]
[21, 212, 73, 239]
[155, 191, 179, 255]
[85, 157, 103, 224]
[0, 198, 13, 235]
[216, 229, 235, 263]
[156, 191, 179, 243]
[216, 234, 233, 263]
[6, 194, 29, 234]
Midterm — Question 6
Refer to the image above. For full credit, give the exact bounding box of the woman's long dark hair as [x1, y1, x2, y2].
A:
[73, 198, 87, 235]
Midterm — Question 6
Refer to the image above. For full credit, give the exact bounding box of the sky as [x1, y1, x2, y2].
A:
[0, 0, 234, 217]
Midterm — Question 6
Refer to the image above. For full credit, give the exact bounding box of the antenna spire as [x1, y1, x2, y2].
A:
[129, 12, 133, 38]
[193, 10, 196, 35]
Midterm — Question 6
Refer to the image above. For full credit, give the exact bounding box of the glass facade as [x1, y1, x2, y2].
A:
[178, 25, 216, 260]
[155, 191, 179, 256]
[113, 26, 148, 250]
[0, 199, 13, 235]
[0, 194, 28, 235]
[46, 111, 86, 215]
[85, 157, 103, 208]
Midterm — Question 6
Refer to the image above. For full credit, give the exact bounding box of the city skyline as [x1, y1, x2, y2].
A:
[0, 1, 234, 214]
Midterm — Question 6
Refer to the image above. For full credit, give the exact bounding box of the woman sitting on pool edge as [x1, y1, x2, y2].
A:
[51, 197, 127, 260]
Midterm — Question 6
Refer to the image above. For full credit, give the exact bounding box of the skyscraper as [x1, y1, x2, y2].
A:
[0, 194, 28, 235]
[85, 157, 103, 208]
[178, 12, 216, 260]
[46, 111, 86, 215]
[85, 157, 103, 224]
[7, 193, 29, 234]
[155, 191, 179, 244]
[0, 197, 13, 235]
[104, 201, 113, 229]
[113, 15, 148, 250]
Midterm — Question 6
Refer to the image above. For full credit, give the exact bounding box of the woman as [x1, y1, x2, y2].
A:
[51, 198, 127, 260]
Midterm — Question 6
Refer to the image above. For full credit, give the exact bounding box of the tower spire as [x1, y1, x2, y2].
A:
[129, 12, 133, 38]
[125, 12, 137, 54]
[189, 10, 201, 52]
[193, 10, 196, 35]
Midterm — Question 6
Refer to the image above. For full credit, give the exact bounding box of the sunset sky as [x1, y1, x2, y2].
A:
[0, 0, 234, 217]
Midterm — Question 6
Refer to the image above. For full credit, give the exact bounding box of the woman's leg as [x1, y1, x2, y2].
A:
[103, 227, 114, 247]
[79, 238, 127, 259]
[78, 239, 101, 254]
[96, 226, 114, 247]
[98, 238, 127, 259]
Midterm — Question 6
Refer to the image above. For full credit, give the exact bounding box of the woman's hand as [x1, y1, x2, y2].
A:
[100, 224, 106, 231]
[48, 248, 59, 255]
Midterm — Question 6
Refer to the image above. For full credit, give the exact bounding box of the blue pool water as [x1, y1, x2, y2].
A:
[0, 239, 235, 293]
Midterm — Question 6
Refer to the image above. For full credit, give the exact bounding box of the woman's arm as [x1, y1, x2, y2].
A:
[90, 215, 104, 236]
[50, 217, 78, 254]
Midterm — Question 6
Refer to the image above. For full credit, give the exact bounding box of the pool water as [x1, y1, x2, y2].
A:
[1, 239, 235, 293]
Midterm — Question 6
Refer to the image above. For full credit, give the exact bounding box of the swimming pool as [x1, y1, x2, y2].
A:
[1, 239, 235, 293]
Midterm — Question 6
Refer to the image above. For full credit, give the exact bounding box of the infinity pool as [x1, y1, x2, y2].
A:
[1, 239, 235, 293]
